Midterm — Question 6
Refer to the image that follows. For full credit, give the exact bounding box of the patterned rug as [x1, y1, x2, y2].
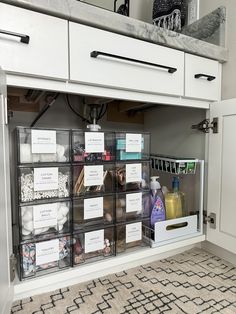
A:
[11, 248, 236, 314]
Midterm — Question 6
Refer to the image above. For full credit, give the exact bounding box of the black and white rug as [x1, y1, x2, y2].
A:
[11, 248, 236, 313]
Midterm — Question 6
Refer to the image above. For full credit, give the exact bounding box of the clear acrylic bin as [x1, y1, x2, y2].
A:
[73, 163, 115, 196]
[73, 194, 115, 229]
[72, 130, 115, 163]
[19, 165, 71, 203]
[19, 234, 71, 280]
[116, 220, 150, 254]
[16, 127, 70, 164]
[116, 191, 150, 223]
[73, 226, 115, 266]
[116, 132, 150, 161]
[115, 161, 150, 192]
[19, 200, 71, 241]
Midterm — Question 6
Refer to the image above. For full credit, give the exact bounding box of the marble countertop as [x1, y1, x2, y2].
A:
[2, 0, 228, 62]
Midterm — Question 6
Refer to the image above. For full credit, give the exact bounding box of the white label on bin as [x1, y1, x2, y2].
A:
[84, 165, 103, 187]
[31, 130, 56, 154]
[126, 222, 142, 243]
[85, 132, 104, 153]
[33, 203, 58, 229]
[84, 229, 104, 253]
[126, 163, 142, 183]
[126, 134, 141, 152]
[36, 239, 59, 266]
[84, 197, 103, 220]
[126, 193, 142, 213]
[34, 168, 58, 191]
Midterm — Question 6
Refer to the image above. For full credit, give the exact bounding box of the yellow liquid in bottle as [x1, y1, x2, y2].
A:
[165, 192, 182, 220]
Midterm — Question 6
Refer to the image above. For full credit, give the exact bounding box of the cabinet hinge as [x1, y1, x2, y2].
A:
[203, 211, 216, 229]
[191, 118, 218, 133]
[10, 254, 17, 282]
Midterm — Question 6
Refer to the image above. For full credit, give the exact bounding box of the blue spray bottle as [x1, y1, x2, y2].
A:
[150, 176, 166, 228]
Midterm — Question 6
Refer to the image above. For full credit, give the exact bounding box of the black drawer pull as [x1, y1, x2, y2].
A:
[91, 50, 177, 73]
[194, 73, 216, 81]
[0, 29, 30, 44]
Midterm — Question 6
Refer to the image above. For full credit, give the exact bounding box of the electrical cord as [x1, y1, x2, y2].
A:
[65, 94, 92, 124]
[97, 103, 108, 120]
[30, 93, 59, 128]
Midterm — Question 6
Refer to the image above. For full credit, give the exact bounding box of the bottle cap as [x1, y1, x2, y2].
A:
[150, 176, 161, 189]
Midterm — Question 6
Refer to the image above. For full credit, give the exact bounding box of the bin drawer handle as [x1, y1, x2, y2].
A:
[90, 50, 177, 73]
[194, 73, 216, 81]
[0, 29, 30, 44]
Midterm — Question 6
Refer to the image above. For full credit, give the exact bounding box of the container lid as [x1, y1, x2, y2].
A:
[150, 176, 161, 189]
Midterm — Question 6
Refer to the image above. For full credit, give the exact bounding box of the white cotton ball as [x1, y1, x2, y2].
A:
[34, 228, 44, 235]
[24, 221, 34, 232]
[57, 206, 64, 221]
[20, 144, 33, 163]
[39, 153, 55, 162]
[21, 207, 27, 216]
[32, 153, 41, 163]
[57, 216, 67, 226]
[58, 224, 63, 231]
[22, 228, 31, 235]
[56, 144, 65, 161]
[22, 208, 33, 223]
[60, 205, 69, 217]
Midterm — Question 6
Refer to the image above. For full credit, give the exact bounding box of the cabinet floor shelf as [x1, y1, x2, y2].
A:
[13, 234, 205, 301]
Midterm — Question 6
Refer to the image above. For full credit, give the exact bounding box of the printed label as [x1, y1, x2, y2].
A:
[126, 192, 142, 213]
[84, 229, 104, 253]
[126, 134, 142, 152]
[84, 197, 103, 220]
[33, 203, 58, 229]
[31, 130, 56, 154]
[150, 196, 165, 226]
[85, 132, 104, 153]
[36, 239, 59, 266]
[84, 165, 104, 187]
[34, 167, 58, 191]
[126, 163, 142, 183]
[126, 222, 142, 243]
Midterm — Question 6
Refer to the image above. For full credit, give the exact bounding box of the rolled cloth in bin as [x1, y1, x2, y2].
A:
[153, 0, 187, 31]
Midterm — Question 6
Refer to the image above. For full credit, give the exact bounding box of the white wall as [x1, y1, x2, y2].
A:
[199, 0, 236, 100]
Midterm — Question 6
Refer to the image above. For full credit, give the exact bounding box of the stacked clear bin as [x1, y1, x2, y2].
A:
[72, 130, 116, 266]
[16, 127, 72, 280]
[146, 154, 204, 247]
[115, 132, 151, 254]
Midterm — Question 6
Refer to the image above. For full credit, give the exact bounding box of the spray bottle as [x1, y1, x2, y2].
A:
[150, 176, 166, 228]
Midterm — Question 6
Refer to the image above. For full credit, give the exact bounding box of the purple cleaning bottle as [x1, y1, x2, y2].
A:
[150, 176, 166, 228]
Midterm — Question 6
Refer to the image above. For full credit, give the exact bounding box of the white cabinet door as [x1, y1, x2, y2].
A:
[0, 69, 13, 313]
[69, 23, 184, 96]
[0, 3, 68, 80]
[185, 54, 220, 101]
[207, 99, 236, 254]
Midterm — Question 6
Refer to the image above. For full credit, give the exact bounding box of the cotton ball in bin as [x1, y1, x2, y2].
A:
[22, 207, 33, 223]
[20, 144, 33, 163]
[22, 228, 31, 236]
[24, 221, 34, 232]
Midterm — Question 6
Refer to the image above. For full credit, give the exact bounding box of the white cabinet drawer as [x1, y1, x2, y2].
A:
[0, 3, 68, 80]
[69, 23, 184, 96]
[185, 54, 220, 101]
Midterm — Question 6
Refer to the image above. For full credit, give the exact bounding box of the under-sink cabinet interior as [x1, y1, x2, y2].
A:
[7, 88, 207, 283]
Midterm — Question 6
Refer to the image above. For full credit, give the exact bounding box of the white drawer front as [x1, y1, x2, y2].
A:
[154, 215, 198, 243]
[69, 23, 184, 96]
[185, 54, 220, 101]
[0, 3, 68, 79]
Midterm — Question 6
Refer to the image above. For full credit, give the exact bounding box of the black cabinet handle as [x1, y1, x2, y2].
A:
[90, 50, 177, 73]
[194, 73, 216, 81]
[0, 29, 30, 44]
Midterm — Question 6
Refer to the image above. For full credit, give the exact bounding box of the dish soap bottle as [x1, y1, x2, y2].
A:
[165, 176, 185, 220]
[150, 176, 166, 228]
